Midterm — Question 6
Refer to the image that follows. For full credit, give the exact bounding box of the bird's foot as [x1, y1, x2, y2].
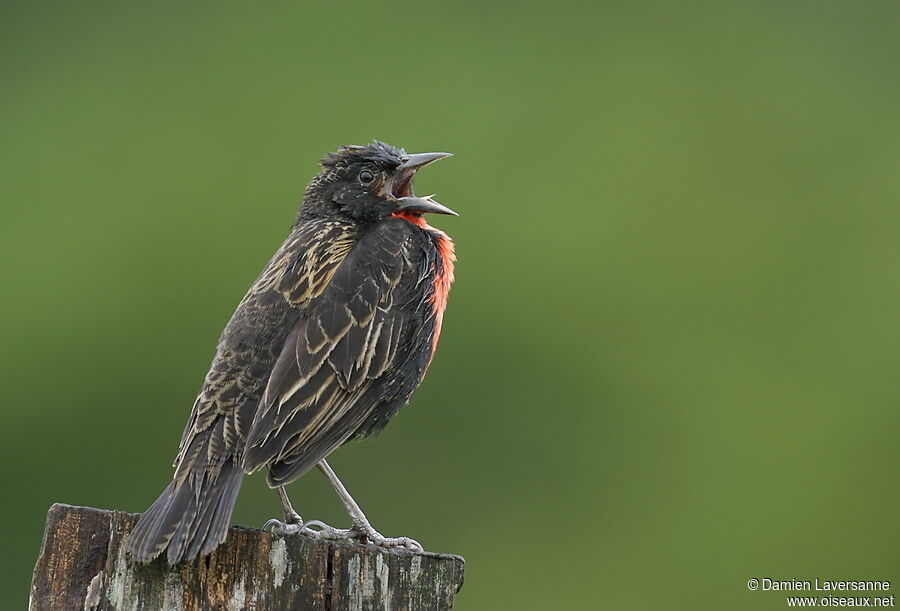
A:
[301, 518, 423, 552]
[263, 508, 307, 536]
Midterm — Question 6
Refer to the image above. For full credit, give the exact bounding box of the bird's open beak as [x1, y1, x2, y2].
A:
[392, 152, 458, 216]
[395, 195, 459, 216]
[397, 152, 453, 171]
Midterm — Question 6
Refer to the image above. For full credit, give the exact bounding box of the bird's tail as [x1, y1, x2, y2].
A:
[125, 457, 243, 564]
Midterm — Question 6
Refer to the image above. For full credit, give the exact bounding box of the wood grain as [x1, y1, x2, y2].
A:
[30, 504, 464, 610]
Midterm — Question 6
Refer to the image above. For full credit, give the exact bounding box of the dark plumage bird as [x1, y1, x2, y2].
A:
[126, 141, 457, 564]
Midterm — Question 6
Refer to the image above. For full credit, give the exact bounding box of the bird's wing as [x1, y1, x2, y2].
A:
[242, 218, 436, 483]
[171, 219, 357, 481]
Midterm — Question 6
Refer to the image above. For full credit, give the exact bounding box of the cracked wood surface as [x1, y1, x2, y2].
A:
[30, 504, 465, 610]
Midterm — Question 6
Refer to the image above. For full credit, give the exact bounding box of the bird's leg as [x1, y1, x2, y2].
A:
[263, 485, 307, 535]
[301, 459, 423, 552]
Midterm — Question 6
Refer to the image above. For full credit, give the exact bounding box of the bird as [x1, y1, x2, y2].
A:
[126, 141, 457, 564]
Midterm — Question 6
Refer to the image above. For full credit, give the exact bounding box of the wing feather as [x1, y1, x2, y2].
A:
[171, 219, 358, 481]
[243, 219, 437, 482]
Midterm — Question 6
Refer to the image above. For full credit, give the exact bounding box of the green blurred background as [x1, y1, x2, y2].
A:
[2, 2, 898, 609]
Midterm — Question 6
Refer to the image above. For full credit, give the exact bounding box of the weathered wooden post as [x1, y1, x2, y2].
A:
[30, 504, 465, 610]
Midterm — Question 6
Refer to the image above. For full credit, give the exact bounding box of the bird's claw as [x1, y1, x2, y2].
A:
[264, 508, 307, 536]
[369, 534, 423, 553]
[301, 519, 423, 552]
[264, 518, 305, 536]
[265, 511, 423, 553]
[300, 519, 352, 540]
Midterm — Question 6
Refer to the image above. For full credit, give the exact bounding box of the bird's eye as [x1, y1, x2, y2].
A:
[358, 170, 375, 184]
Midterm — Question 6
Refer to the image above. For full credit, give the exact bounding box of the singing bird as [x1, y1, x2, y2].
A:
[126, 141, 457, 563]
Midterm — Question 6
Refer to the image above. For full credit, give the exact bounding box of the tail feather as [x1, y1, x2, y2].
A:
[127, 478, 192, 562]
[183, 466, 243, 561]
[126, 458, 243, 564]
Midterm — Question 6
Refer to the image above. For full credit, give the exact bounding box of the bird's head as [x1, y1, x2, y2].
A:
[301, 141, 456, 223]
